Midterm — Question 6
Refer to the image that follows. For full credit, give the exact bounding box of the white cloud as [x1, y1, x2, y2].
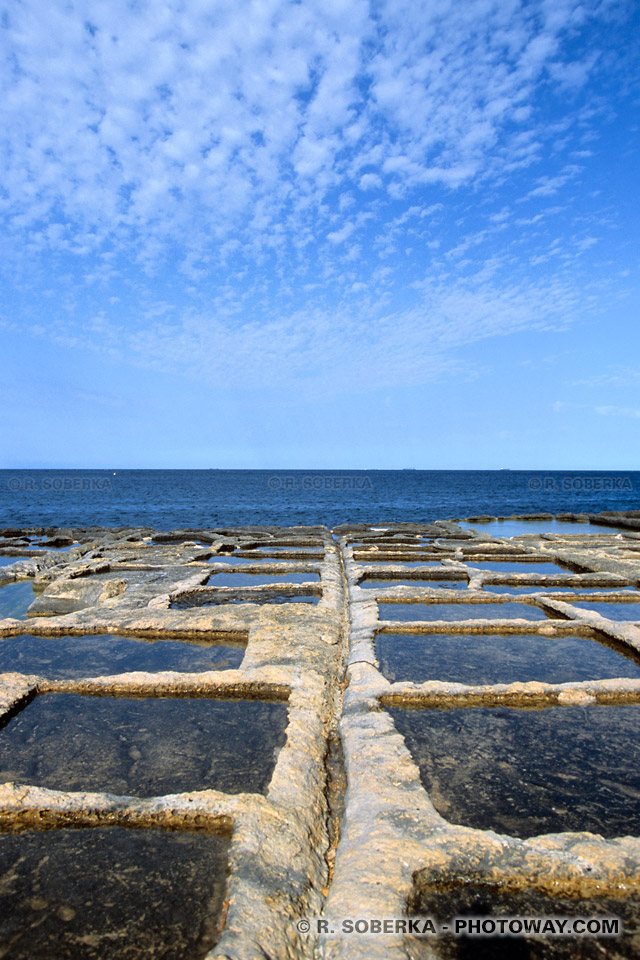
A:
[596, 405, 640, 420]
[359, 173, 382, 190]
[0, 0, 616, 267]
[527, 165, 582, 198]
[573, 368, 640, 388]
[0, 0, 634, 406]
[4, 258, 587, 398]
[552, 401, 640, 421]
[327, 221, 356, 244]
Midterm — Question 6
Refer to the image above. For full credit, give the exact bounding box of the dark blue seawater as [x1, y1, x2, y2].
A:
[0, 470, 637, 529]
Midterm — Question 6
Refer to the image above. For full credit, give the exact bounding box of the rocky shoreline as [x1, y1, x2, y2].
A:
[1, 515, 639, 958]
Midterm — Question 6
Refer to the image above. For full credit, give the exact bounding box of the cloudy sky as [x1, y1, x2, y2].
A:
[1, 0, 638, 468]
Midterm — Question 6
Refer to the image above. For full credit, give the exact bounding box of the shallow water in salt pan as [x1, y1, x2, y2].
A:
[376, 631, 640, 685]
[207, 571, 319, 586]
[0, 693, 288, 796]
[459, 519, 630, 537]
[378, 602, 548, 622]
[0, 581, 37, 619]
[408, 881, 640, 960]
[0, 633, 246, 679]
[466, 560, 570, 574]
[483, 584, 636, 595]
[0, 826, 230, 960]
[571, 601, 640, 621]
[389, 703, 640, 838]
[359, 578, 467, 590]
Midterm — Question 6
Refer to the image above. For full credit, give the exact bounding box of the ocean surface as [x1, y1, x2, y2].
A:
[0, 470, 638, 530]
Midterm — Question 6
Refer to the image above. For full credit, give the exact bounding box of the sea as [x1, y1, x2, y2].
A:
[0, 469, 638, 530]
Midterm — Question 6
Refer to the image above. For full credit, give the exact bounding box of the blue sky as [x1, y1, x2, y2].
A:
[1, 0, 638, 468]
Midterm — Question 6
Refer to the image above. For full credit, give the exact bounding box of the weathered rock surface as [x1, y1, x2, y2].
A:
[1, 515, 639, 958]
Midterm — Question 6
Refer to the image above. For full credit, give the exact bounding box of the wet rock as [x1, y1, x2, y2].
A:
[26, 578, 127, 616]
